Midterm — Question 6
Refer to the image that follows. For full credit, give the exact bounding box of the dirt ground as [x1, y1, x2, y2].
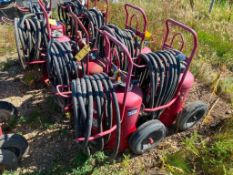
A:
[0, 56, 232, 174]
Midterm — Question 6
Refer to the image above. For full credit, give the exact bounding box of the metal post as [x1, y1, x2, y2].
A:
[209, 0, 215, 13]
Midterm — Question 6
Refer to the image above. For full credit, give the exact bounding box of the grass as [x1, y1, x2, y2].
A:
[0, 57, 18, 71]
[16, 95, 61, 129]
[0, 25, 16, 56]
[10, 152, 129, 175]
[198, 30, 233, 69]
[162, 118, 233, 175]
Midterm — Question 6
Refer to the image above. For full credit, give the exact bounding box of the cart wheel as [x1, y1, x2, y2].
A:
[0, 149, 18, 171]
[176, 101, 208, 131]
[0, 101, 18, 128]
[0, 134, 29, 160]
[129, 120, 166, 155]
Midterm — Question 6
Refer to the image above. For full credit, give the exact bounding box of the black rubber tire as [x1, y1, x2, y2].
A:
[0, 101, 18, 128]
[176, 101, 208, 131]
[0, 134, 29, 160]
[0, 149, 18, 171]
[129, 120, 166, 155]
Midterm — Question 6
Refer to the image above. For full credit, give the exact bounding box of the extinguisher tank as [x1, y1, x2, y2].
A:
[106, 85, 143, 152]
[160, 71, 194, 126]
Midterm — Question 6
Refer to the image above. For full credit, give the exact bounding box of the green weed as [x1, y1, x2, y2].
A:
[163, 118, 233, 175]
[0, 57, 18, 71]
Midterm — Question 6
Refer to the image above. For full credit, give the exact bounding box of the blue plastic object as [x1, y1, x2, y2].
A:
[0, 0, 12, 3]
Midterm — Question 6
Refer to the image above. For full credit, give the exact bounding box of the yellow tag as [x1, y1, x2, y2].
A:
[75, 45, 91, 61]
[48, 18, 57, 26]
[145, 30, 152, 40]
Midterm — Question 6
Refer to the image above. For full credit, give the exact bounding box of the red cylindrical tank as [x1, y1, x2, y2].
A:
[159, 71, 194, 126]
[141, 46, 152, 54]
[106, 85, 143, 152]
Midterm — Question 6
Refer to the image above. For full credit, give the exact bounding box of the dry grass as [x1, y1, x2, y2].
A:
[0, 24, 16, 56]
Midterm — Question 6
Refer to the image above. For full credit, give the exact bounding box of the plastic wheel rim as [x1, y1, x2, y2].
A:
[185, 110, 205, 128]
[141, 129, 164, 151]
[0, 110, 13, 123]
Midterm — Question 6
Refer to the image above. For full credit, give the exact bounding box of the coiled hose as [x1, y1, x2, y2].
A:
[58, 1, 83, 38]
[58, 0, 84, 28]
[80, 8, 105, 48]
[134, 49, 187, 118]
[14, 1, 52, 69]
[47, 39, 78, 108]
[14, 14, 43, 69]
[72, 72, 121, 158]
[47, 39, 78, 87]
[97, 24, 139, 70]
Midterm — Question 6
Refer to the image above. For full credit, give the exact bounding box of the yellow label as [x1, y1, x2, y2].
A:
[48, 18, 57, 26]
[75, 45, 91, 61]
[145, 30, 152, 40]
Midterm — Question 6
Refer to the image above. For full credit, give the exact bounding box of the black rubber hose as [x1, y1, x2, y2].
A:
[15, 13, 43, 66]
[159, 52, 171, 106]
[148, 53, 165, 108]
[100, 24, 136, 70]
[72, 79, 80, 137]
[134, 49, 183, 119]
[83, 76, 94, 149]
[89, 76, 104, 151]
[158, 51, 176, 104]
[78, 8, 105, 48]
[52, 41, 73, 86]
[50, 42, 66, 85]
[102, 73, 121, 159]
[93, 74, 105, 143]
[147, 53, 164, 118]
[50, 42, 64, 86]
[136, 54, 157, 109]
[163, 50, 180, 103]
[47, 40, 78, 87]
[95, 73, 113, 143]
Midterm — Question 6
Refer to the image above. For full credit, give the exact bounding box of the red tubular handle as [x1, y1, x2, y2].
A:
[25, 60, 46, 65]
[15, 3, 29, 13]
[68, 9, 91, 74]
[38, 0, 51, 40]
[170, 32, 185, 52]
[102, 30, 133, 122]
[68, 7, 90, 44]
[56, 85, 72, 98]
[86, 0, 90, 8]
[0, 126, 3, 137]
[162, 18, 198, 61]
[76, 125, 117, 142]
[144, 97, 178, 112]
[124, 3, 148, 40]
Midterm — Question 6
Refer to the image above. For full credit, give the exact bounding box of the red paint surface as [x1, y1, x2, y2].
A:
[160, 71, 194, 126]
[106, 86, 143, 152]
